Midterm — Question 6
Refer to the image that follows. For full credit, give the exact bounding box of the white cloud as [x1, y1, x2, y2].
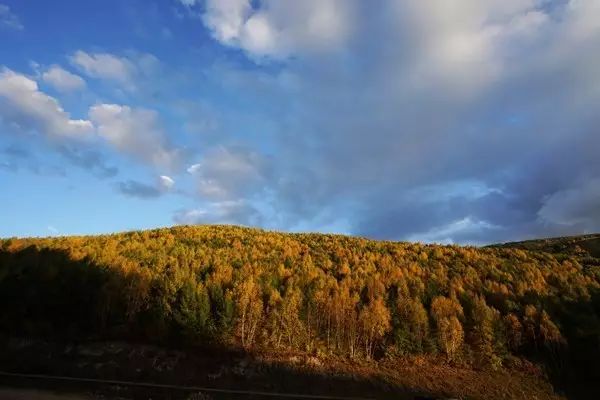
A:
[197, 0, 552, 91]
[177, 0, 199, 6]
[407, 217, 499, 245]
[69, 50, 161, 91]
[202, 0, 252, 44]
[0, 65, 180, 178]
[70, 51, 133, 83]
[565, 0, 600, 39]
[0, 68, 93, 139]
[89, 103, 179, 169]
[187, 146, 269, 200]
[200, 0, 356, 58]
[186, 163, 201, 174]
[42, 65, 86, 92]
[159, 175, 175, 190]
[173, 200, 262, 226]
[0, 4, 23, 30]
[69, 50, 138, 90]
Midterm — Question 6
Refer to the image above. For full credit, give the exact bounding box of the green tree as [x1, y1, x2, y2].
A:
[173, 280, 212, 341]
[395, 297, 429, 354]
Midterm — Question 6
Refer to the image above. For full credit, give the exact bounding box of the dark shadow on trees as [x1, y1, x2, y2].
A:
[547, 288, 600, 399]
[510, 288, 600, 400]
[0, 246, 411, 399]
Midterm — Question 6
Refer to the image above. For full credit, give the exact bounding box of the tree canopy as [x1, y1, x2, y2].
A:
[1, 225, 599, 385]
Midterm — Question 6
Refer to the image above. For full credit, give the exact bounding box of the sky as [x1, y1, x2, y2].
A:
[0, 0, 599, 244]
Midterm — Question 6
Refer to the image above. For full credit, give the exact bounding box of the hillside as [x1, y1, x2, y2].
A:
[1, 225, 599, 399]
[493, 234, 600, 261]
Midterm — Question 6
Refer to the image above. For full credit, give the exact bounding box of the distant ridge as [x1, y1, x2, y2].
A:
[491, 233, 600, 259]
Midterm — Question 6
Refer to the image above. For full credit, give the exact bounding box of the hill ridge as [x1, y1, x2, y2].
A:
[1, 224, 599, 399]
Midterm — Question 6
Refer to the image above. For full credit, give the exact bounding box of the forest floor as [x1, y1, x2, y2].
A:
[0, 338, 564, 400]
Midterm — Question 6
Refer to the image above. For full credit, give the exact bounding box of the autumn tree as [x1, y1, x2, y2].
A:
[1, 223, 598, 379]
[437, 316, 464, 362]
[503, 313, 523, 352]
[234, 278, 263, 348]
[469, 295, 502, 368]
[431, 296, 464, 361]
[359, 297, 391, 358]
[395, 296, 429, 354]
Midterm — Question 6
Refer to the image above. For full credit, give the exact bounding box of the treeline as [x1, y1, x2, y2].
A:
[0, 226, 599, 372]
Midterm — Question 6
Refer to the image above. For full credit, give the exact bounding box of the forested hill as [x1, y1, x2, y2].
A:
[1, 225, 600, 397]
[492, 233, 600, 260]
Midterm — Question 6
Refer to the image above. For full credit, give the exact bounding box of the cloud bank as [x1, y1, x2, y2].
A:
[0, 68, 93, 139]
[3, 1, 600, 243]
[183, 0, 600, 243]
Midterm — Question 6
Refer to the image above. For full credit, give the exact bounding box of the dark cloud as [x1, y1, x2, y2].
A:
[117, 180, 162, 199]
[57, 145, 118, 178]
[1, 144, 66, 176]
[116, 175, 175, 199]
[0, 141, 117, 179]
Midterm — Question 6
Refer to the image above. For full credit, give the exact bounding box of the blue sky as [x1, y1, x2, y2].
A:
[1, 0, 600, 243]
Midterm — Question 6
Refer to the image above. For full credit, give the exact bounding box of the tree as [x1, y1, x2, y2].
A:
[359, 297, 391, 358]
[234, 278, 263, 347]
[431, 296, 464, 361]
[207, 283, 234, 333]
[431, 296, 464, 322]
[174, 279, 212, 341]
[469, 296, 502, 368]
[539, 310, 564, 348]
[523, 304, 539, 348]
[438, 316, 464, 361]
[503, 313, 523, 352]
[1, 223, 599, 379]
[395, 297, 429, 354]
[280, 287, 305, 348]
